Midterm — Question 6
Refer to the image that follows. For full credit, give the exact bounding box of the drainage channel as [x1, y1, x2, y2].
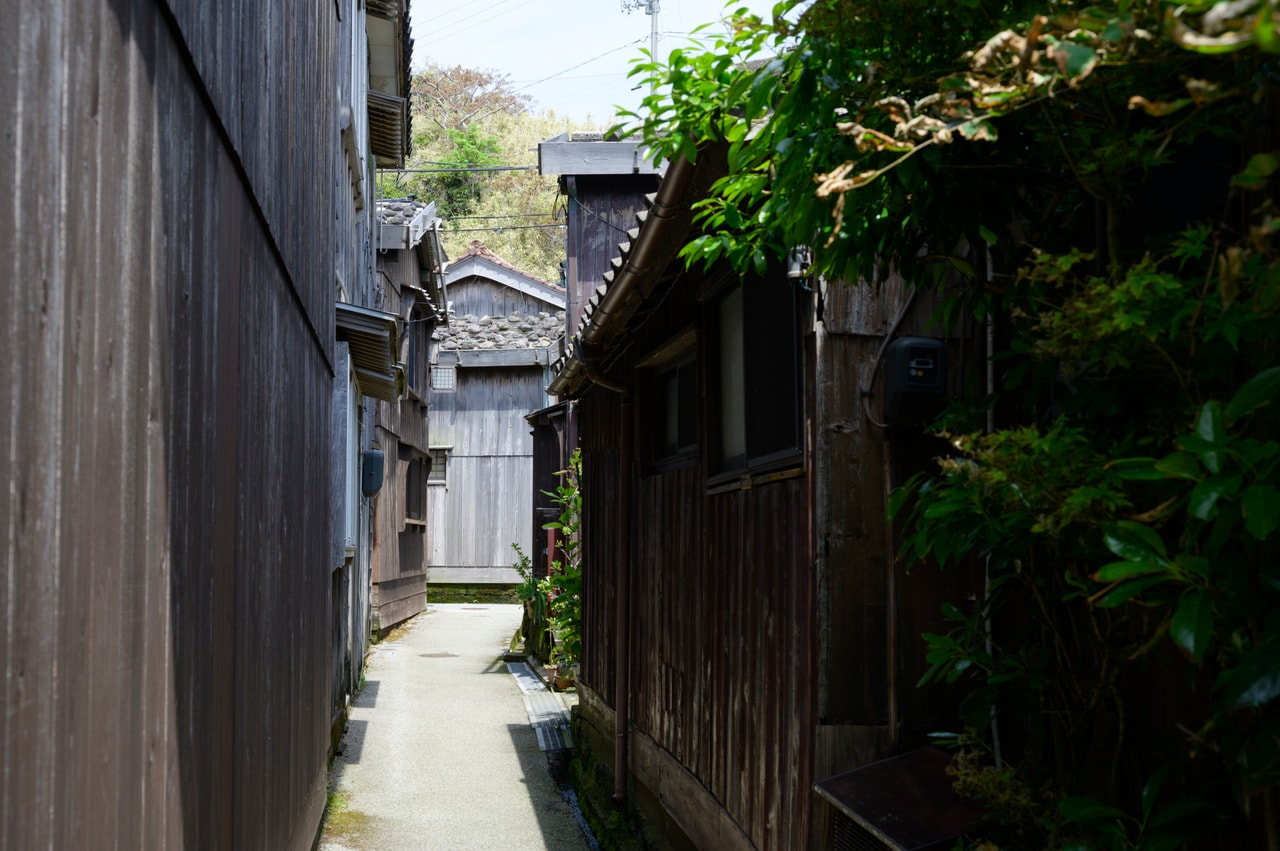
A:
[508, 661, 601, 851]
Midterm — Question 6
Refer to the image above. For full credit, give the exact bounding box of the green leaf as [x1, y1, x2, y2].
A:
[1153, 451, 1202, 480]
[978, 224, 998, 245]
[1225, 367, 1280, 421]
[1103, 520, 1169, 561]
[1188, 474, 1241, 521]
[1098, 575, 1170, 607]
[1170, 589, 1214, 662]
[1242, 485, 1280, 539]
[1218, 639, 1280, 709]
[957, 119, 998, 142]
[1196, 401, 1225, 445]
[1232, 153, 1279, 189]
[1177, 434, 1223, 474]
[1111, 457, 1165, 480]
[937, 255, 975, 278]
[1096, 561, 1164, 582]
[1050, 42, 1098, 82]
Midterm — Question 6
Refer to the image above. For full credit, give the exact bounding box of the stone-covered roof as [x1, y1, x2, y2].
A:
[435, 240, 565, 352]
[376, 198, 431, 226]
[433, 309, 565, 352]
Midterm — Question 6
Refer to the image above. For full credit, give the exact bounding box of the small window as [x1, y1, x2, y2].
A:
[428, 447, 449, 484]
[405, 452, 426, 521]
[707, 262, 803, 479]
[643, 351, 698, 472]
[431, 364, 456, 391]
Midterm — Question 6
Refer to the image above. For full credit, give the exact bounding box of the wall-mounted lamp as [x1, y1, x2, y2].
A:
[786, 245, 812, 281]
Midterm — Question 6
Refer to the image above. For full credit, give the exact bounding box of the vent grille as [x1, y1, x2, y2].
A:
[833, 811, 891, 851]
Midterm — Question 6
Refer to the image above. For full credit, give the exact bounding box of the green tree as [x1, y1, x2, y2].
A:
[622, 1, 1280, 846]
[377, 63, 594, 281]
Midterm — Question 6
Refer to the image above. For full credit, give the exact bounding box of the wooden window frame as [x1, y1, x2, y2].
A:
[704, 263, 804, 486]
[431, 364, 456, 392]
[427, 446, 450, 485]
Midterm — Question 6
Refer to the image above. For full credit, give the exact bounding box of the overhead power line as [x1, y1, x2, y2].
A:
[447, 224, 565, 232]
[379, 165, 538, 174]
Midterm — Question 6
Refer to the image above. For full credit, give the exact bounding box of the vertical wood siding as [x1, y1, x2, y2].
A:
[568, 176, 660, 330]
[370, 247, 430, 626]
[427, 367, 547, 578]
[2, 3, 338, 848]
[579, 425, 814, 850]
[448, 278, 564, 318]
[576, 243, 816, 851]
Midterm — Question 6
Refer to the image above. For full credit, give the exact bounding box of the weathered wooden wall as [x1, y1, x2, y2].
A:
[427, 367, 549, 582]
[1, 2, 341, 848]
[566, 175, 660, 331]
[447, 277, 562, 319]
[576, 271, 816, 850]
[372, 246, 431, 628]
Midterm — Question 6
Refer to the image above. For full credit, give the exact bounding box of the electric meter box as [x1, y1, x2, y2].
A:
[883, 337, 948, 425]
[361, 449, 385, 498]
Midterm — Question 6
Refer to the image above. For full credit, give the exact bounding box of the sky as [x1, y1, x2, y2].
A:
[410, 0, 780, 125]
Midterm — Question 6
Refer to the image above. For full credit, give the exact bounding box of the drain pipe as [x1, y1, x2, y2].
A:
[577, 344, 634, 803]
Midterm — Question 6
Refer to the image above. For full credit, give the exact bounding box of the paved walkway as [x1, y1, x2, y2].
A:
[319, 603, 595, 851]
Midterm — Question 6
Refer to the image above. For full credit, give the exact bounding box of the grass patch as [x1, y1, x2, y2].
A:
[321, 787, 371, 841]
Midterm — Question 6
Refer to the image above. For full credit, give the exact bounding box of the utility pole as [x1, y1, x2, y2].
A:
[621, 0, 660, 72]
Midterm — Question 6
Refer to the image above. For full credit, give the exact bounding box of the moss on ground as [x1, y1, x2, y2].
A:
[320, 788, 371, 842]
[426, 584, 520, 605]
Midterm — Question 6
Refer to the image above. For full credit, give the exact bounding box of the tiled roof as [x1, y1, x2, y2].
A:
[546, 149, 716, 396]
[547, 192, 657, 385]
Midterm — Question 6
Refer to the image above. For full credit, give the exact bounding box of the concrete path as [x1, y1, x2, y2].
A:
[319, 603, 594, 851]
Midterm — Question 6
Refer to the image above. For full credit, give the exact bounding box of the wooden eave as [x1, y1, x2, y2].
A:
[538, 132, 662, 177]
[547, 144, 728, 398]
[368, 90, 408, 168]
[336, 302, 404, 401]
[437, 348, 558, 369]
[443, 254, 566, 311]
[366, 2, 412, 166]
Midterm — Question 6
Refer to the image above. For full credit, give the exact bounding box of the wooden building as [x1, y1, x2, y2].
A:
[426, 241, 566, 584]
[370, 199, 447, 630]
[544, 144, 982, 849]
[1, 1, 412, 848]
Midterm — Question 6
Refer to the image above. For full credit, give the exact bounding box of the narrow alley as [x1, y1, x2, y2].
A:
[319, 604, 596, 851]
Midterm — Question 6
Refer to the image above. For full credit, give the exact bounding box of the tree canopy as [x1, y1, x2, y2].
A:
[378, 63, 593, 283]
[623, 1, 1280, 846]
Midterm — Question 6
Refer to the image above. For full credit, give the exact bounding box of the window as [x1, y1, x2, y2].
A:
[707, 262, 804, 479]
[642, 349, 698, 472]
[431, 364, 456, 391]
[428, 447, 449, 485]
[405, 451, 427, 523]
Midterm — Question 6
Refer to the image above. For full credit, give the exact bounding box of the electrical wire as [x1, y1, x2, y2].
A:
[447, 224, 565, 232]
[508, 39, 647, 98]
[379, 165, 537, 174]
[423, 0, 536, 42]
[861, 285, 918, 429]
[570, 196, 631, 236]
